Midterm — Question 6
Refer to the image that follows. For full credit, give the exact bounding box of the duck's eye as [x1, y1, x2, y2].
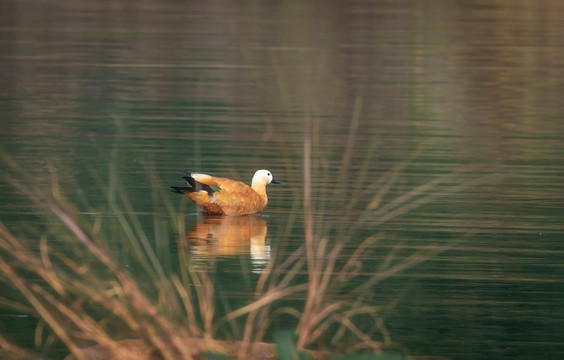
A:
[268, 172, 271, 177]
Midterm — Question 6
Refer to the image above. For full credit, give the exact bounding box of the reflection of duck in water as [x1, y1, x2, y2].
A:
[171, 170, 280, 216]
[180, 215, 270, 271]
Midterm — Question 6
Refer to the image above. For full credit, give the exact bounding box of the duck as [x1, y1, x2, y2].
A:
[171, 169, 280, 216]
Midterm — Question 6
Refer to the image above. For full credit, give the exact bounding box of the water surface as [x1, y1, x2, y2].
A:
[1, 1, 564, 359]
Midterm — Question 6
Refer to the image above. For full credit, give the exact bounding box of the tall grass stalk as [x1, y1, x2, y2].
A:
[0, 116, 500, 360]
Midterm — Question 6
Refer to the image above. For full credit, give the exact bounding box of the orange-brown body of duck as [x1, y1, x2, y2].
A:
[172, 169, 280, 216]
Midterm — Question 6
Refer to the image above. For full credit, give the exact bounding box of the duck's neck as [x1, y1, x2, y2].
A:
[252, 184, 268, 199]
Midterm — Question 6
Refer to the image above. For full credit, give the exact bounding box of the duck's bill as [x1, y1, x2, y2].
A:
[271, 179, 281, 184]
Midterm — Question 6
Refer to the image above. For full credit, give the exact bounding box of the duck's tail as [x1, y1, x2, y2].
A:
[171, 185, 192, 194]
[171, 169, 214, 195]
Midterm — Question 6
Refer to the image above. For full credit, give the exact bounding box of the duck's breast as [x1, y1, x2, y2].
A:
[214, 179, 267, 215]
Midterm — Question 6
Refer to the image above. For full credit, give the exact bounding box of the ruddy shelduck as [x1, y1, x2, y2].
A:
[171, 169, 280, 216]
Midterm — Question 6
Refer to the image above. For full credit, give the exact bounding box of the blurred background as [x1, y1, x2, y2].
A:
[1, 0, 564, 359]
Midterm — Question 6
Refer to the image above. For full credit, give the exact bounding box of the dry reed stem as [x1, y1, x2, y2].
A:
[184, 265, 215, 340]
[365, 142, 428, 211]
[28, 283, 118, 349]
[0, 257, 85, 359]
[337, 95, 363, 189]
[355, 235, 470, 298]
[234, 246, 308, 358]
[0, 295, 33, 314]
[297, 236, 345, 349]
[301, 300, 346, 344]
[297, 106, 368, 350]
[238, 301, 260, 358]
[171, 275, 202, 336]
[1, 223, 143, 335]
[0, 333, 43, 360]
[1, 124, 490, 359]
[224, 283, 309, 323]
[2, 155, 201, 359]
[345, 138, 380, 212]
[0, 224, 67, 298]
[329, 306, 384, 347]
[357, 171, 503, 232]
[2, 164, 118, 277]
[2, 222, 196, 359]
[115, 184, 167, 281]
[115, 274, 194, 359]
[39, 235, 66, 295]
[339, 317, 382, 353]
[69, 279, 140, 332]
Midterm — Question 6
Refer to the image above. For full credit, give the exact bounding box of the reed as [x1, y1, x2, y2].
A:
[0, 115, 498, 360]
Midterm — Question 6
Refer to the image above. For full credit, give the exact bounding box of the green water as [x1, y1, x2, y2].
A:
[1, 1, 564, 359]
